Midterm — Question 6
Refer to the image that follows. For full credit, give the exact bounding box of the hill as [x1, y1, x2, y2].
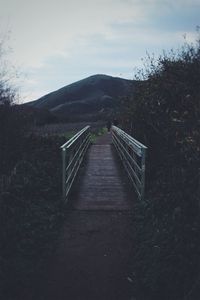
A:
[27, 74, 134, 121]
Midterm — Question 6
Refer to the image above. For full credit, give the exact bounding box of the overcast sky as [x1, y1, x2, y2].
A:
[0, 0, 199, 103]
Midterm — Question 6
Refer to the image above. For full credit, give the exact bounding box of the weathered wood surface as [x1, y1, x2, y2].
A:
[70, 132, 134, 210]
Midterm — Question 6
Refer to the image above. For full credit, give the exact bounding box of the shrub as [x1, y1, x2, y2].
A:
[123, 36, 200, 299]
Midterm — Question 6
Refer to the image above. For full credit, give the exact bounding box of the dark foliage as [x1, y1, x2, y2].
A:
[0, 103, 29, 175]
[0, 42, 67, 298]
[123, 39, 200, 299]
[0, 134, 66, 299]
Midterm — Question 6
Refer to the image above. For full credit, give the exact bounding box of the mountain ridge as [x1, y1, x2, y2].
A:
[27, 74, 135, 121]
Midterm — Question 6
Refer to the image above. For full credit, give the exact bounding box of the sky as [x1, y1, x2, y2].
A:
[0, 0, 199, 103]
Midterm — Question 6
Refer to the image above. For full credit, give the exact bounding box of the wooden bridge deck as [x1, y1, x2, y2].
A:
[70, 132, 134, 210]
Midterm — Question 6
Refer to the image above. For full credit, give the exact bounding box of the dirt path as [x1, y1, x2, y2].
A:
[37, 211, 134, 300]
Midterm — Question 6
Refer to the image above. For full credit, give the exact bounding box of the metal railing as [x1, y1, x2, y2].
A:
[111, 125, 147, 200]
[61, 126, 91, 201]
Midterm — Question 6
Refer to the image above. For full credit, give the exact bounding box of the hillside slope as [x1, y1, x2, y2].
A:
[27, 74, 133, 121]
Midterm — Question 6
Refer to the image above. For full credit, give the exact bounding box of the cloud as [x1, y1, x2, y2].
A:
[0, 0, 199, 102]
[1, 0, 142, 67]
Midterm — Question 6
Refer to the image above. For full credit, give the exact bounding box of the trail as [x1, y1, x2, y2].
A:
[34, 133, 135, 300]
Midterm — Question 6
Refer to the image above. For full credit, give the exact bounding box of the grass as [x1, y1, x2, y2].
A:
[90, 126, 107, 143]
[61, 131, 77, 140]
[59, 126, 108, 144]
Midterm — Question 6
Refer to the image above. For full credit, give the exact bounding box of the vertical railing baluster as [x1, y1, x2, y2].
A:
[62, 148, 66, 200]
[140, 148, 146, 200]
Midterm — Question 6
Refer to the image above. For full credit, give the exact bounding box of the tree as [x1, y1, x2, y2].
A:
[0, 34, 25, 175]
[122, 34, 200, 299]
[122, 36, 200, 187]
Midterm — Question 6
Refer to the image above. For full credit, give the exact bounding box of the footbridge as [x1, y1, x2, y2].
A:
[61, 126, 147, 209]
[39, 127, 148, 299]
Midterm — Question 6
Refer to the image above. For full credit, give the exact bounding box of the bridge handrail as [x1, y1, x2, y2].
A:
[61, 126, 91, 201]
[111, 125, 147, 200]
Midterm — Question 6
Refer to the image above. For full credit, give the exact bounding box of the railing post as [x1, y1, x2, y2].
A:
[141, 148, 146, 201]
[62, 148, 66, 201]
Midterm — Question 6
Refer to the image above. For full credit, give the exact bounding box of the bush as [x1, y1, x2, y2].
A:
[123, 36, 200, 299]
[0, 134, 66, 299]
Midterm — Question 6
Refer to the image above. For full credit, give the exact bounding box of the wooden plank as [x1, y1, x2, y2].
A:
[70, 133, 134, 211]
